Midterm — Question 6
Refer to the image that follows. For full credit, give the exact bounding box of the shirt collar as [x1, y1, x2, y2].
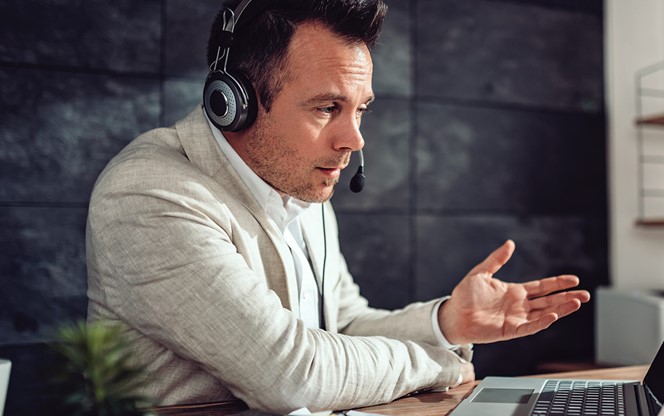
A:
[204, 112, 313, 230]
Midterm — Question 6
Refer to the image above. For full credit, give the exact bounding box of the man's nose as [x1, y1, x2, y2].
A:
[333, 117, 365, 152]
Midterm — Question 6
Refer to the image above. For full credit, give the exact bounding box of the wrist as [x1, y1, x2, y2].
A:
[431, 299, 460, 350]
[437, 298, 463, 345]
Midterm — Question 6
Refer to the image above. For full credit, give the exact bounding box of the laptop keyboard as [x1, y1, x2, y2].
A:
[531, 380, 626, 416]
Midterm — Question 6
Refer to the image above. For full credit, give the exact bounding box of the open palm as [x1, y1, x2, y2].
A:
[438, 240, 591, 345]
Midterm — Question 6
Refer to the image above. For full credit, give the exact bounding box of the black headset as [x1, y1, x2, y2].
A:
[203, 0, 264, 132]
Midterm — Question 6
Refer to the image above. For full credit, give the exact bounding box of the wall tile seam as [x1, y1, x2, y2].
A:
[455, 0, 604, 17]
[413, 94, 606, 117]
[0, 61, 162, 80]
[0, 206, 607, 220]
[0, 341, 58, 348]
[159, 0, 167, 128]
[0, 202, 89, 208]
[414, 212, 608, 220]
[408, 0, 420, 304]
[334, 209, 410, 216]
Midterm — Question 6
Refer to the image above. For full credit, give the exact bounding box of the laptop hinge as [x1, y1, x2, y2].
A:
[645, 385, 662, 416]
[633, 382, 653, 416]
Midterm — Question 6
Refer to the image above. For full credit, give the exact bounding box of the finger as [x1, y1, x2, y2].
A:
[528, 290, 591, 311]
[554, 298, 583, 319]
[468, 239, 515, 276]
[528, 298, 582, 321]
[514, 313, 558, 338]
[522, 275, 581, 298]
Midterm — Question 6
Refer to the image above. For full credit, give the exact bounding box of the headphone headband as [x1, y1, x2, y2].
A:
[231, 0, 259, 30]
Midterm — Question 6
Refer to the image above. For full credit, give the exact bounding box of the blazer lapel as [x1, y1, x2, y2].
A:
[174, 106, 300, 315]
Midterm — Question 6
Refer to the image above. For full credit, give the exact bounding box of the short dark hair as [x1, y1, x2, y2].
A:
[207, 0, 387, 112]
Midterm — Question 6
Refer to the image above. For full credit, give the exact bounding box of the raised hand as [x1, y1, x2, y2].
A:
[437, 240, 591, 345]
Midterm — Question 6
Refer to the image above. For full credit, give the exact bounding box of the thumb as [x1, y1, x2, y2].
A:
[469, 239, 515, 276]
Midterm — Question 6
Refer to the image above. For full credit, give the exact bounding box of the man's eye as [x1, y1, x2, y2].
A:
[319, 105, 336, 114]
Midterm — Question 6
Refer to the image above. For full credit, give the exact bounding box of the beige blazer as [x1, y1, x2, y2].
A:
[86, 107, 472, 413]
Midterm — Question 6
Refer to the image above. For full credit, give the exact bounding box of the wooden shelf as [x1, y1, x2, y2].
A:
[635, 218, 664, 226]
[636, 114, 664, 126]
[634, 64, 664, 225]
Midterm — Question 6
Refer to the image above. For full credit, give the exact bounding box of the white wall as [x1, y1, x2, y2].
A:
[607, 0, 664, 290]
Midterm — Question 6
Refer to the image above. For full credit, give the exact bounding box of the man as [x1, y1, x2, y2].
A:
[86, 0, 590, 413]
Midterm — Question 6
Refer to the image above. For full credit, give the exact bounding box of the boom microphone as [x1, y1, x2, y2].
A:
[349, 149, 365, 193]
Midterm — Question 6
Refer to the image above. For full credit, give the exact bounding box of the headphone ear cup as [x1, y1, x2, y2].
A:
[203, 70, 257, 132]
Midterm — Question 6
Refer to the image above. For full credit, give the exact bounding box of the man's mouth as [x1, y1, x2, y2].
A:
[317, 167, 342, 178]
[316, 154, 351, 177]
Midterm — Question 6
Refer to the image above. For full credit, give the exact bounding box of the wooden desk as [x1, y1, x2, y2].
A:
[154, 365, 649, 416]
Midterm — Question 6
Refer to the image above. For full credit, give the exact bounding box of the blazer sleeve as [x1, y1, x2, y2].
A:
[323, 204, 473, 362]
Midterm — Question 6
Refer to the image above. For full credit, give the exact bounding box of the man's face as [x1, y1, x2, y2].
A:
[240, 22, 374, 203]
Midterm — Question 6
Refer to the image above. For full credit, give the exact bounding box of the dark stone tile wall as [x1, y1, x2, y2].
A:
[0, 0, 606, 414]
[0, 0, 162, 72]
[416, 1, 603, 111]
[336, 213, 412, 310]
[0, 68, 160, 203]
[0, 207, 88, 345]
[415, 102, 606, 214]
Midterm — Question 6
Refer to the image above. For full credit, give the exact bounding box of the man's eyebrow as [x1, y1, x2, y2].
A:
[302, 93, 375, 106]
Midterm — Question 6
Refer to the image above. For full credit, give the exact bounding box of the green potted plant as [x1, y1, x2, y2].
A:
[49, 320, 155, 416]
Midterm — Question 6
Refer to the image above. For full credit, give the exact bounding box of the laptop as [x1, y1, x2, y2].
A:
[0, 359, 10, 416]
[450, 340, 664, 416]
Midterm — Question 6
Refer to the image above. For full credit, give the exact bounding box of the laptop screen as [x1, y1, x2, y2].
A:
[644, 340, 664, 412]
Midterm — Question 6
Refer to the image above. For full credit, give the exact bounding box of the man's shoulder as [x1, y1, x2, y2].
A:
[102, 126, 187, 180]
[101, 107, 209, 179]
[90, 120, 221, 205]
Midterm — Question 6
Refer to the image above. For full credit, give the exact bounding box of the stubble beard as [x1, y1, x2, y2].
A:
[243, 117, 347, 203]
